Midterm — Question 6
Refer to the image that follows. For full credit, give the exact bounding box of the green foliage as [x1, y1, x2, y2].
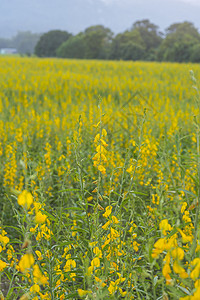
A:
[119, 41, 145, 61]
[57, 34, 86, 58]
[109, 20, 162, 62]
[3, 19, 198, 62]
[131, 19, 163, 52]
[57, 25, 113, 60]
[110, 30, 144, 60]
[84, 25, 113, 59]
[34, 30, 72, 57]
[157, 22, 200, 62]
[190, 44, 200, 63]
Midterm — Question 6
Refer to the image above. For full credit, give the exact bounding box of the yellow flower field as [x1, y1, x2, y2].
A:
[0, 56, 200, 299]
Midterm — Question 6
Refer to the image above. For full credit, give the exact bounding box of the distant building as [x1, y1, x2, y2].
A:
[0, 48, 17, 54]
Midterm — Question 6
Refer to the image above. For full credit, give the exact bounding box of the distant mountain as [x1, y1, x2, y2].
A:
[1, 0, 200, 38]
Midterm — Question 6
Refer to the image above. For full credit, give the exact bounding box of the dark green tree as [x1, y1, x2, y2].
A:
[120, 42, 145, 60]
[157, 22, 200, 62]
[166, 21, 200, 39]
[131, 19, 163, 58]
[35, 30, 72, 57]
[84, 25, 113, 59]
[190, 43, 200, 62]
[56, 34, 86, 59]
[57, 25, 113, 59]
[110, 30, 144, 60]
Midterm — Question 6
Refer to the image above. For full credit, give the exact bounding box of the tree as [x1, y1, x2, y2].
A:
[190, 44, 200, 63]
[57, 25, 113, 59]
[110, 30, 144, 60]
[56, 34, 86, 59]
[131, 19, 163, 54]
[157, 22, 200, 62]
[166, 21, 200, 39]
[35, 30, 72, 57]
[84, 25, 113, 59]
[120, 42, 145, 60]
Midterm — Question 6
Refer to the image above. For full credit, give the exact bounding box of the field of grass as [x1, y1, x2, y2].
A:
[1, 57, 200, 299]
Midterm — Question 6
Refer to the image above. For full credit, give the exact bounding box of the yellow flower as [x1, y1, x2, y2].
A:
[77, 289, 92, 297]
[181, 202, 187, 213]
[102, 220, 112, 230]
[35, 250, 42, 261]
[87, 266, 93, 276]
[132, 241, 139, 252]
[102, 129, 107, 137]
[119, 287, 127, 297]
[152, 238, 165, 258]
[93, 247, 102, 258]
[195, 279, 200, 288]
[94, 276, 106, 287]
[33, 264, 43, 283]
[89, 241, 98, 247]
[178, 229, 193, 244]
[171, 247, 184, 260]
[110, 227, 120, 239]
[18, 253, 35, 273]
[103, 206, 112, 218]
[98, 164, 106, 175]
[91, 257, 100, 268]
[30, 284, 40, 293]
[0, 260, 7, 271]
[93, 121, 100, 128]
[191, 258, 200, 280]
[108, 281, 117, 295]
[126, 165, 133, 173]
[173, 260, 188, 278]
[162, 263, 171, 278]
[163, 252, 171, 264]
[96, 145, 106, 154]
[112, 216, 119, 224]
[159, 219, 172, 235]
[100, 139, 108, 147]
[18, 190, 33, 210]
[35, 211, 47, 224]
[60, 294, 65, 300]
[193, 286, 200, 299]
[0, 236, 9, 246]
[165, 273, 172, 285]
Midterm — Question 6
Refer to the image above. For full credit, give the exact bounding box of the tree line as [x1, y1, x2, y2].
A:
[1, 20, 200, 62]
[35, 20, 200, 63]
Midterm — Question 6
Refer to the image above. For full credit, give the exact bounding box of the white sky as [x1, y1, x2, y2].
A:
[101, 0, 200, 5]
[178, 0, 200, 5]
[1, 0, 200, 38]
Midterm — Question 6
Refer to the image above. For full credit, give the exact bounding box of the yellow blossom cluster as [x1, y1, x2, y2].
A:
[93, 127, 108, 175]
[1, 57, 200, 299]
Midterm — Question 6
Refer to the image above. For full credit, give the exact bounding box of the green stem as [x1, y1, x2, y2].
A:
[191, 127, 200, 258]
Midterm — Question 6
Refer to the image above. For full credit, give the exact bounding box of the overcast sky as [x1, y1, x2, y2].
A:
[1, 0, 200, 38]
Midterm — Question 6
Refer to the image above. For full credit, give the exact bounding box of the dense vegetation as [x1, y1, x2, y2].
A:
[34, 20, 200, 62]
[1, 57, 200, 299]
